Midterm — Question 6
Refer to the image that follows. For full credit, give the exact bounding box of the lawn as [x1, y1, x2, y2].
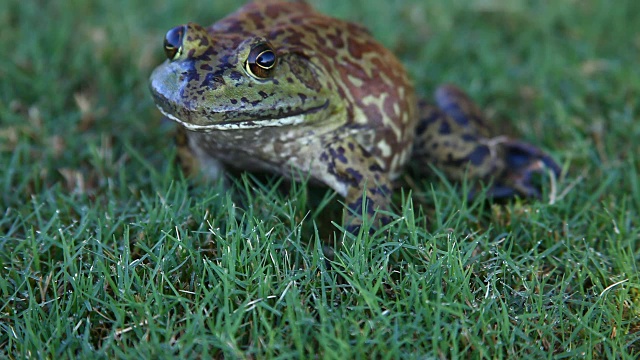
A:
[2, 0, 639, 358]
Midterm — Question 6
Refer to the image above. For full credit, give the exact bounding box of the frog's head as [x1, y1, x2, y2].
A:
[150, 22, 335, 131]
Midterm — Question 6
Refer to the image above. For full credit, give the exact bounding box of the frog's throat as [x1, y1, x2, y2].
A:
[157, 100, 329, 132]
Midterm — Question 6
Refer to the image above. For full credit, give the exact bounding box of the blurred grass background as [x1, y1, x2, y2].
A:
[1, 0, 639, 358]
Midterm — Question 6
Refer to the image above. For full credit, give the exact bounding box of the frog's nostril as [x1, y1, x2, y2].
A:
[201, 73, 226, 89]
[164, 25, 186, 60]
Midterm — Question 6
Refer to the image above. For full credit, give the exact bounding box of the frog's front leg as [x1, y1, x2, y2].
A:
[412, 84, 560, 199]
[320, 137, 393, 234]
[175, 127, 227, 181]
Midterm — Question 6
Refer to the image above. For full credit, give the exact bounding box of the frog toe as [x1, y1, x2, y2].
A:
[493, 139, 560, 199]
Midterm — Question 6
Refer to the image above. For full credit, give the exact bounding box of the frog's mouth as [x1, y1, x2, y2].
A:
[156, 100, 330, 132]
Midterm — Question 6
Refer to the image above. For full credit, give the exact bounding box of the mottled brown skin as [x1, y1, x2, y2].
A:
[150, 0, 560, 233]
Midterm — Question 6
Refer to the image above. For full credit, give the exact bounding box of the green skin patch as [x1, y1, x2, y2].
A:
[149, 0, 560, 233]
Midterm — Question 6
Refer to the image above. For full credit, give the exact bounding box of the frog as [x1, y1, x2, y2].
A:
[149, 0, 560, 233]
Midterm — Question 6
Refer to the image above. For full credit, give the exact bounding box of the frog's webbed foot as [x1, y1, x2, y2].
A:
[321, 137, 393, 234]
[481, 138, 560, 199]
[413, 84, 560, 200]
[343, 182, 392, 234]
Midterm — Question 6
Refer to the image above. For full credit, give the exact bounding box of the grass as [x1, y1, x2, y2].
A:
[1, 0, 639, 358]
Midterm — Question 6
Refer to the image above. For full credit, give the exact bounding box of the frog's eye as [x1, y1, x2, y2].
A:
[164, 25, 185, 60]
[245, 43, 277, 79]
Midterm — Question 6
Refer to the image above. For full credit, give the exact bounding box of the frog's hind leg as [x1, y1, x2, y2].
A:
[412, 84, 560, 199]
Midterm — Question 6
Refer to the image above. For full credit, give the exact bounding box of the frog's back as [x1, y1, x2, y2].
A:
[208, 0, 417, 177]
